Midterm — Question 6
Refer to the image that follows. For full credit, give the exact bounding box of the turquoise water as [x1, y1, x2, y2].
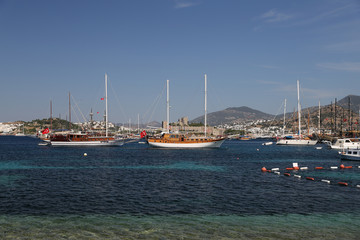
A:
[0, 136, 359, 239]
[1, 214, 359, 239]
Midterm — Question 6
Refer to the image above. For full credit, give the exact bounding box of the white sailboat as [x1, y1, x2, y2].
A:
[147, 74, 225, 148]
[50, 73, 123, 147]
[276, 80, 317, 146]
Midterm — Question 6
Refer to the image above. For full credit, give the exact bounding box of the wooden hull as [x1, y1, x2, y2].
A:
[276, 139, 317, 146]
[147, 138, 225, 148]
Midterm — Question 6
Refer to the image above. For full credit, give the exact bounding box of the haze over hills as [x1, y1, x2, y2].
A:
[190, 95, 360, 126]
[191, 106, 275, 126]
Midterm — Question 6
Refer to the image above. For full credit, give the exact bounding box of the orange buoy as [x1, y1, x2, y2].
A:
[284, 173, 291, 176]
[306, 177, 315, 181]
[261, 167, 267, 172]
[286, 167, 294, 171]
[344, 166, 353, 169]
[315, 167, 323, 170]
[338, 182, 348, 186]
[340, 164, 345, 169]
[293, 166, 299, 170]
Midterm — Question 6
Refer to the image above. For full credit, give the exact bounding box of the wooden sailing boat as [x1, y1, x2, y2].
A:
[50, 73, 123, 146]
[147, 74, 225, 148]
[276, 80, 317, 146]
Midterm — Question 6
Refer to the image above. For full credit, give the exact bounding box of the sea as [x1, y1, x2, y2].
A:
[0, 136, 359, 239]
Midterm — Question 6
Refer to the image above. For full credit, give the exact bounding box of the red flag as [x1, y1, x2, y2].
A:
[140, 130, 147, 138]
[344, 119, 347, 122]
[97, 112, 99, 114]
[325, 118, 328, 121]
[101, 98, 104, 100]
[41, 128, 49, 134]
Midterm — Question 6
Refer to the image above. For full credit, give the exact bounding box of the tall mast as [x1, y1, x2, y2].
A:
[204, 74, 207, 137]
[283, 98, 286, 136]
[166, 80, 170, 133]
[297, 80, 301, 138]
[50, 100, 52, 133]
[318, 100, 321, 135]
[105, 73, 108, 137]
[69, 92, 71, 130]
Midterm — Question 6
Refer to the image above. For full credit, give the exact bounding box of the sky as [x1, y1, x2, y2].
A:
[1, 0, 360, 124]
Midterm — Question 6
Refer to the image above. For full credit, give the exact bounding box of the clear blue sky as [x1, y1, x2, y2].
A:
[1, 0, 360, 124]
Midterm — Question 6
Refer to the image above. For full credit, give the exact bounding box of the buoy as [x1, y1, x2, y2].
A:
[84, 153, 87, 156]
[306, 177, 315, 181]
[293, 163, 299, 170]
[330, 166, 338, 170]
[321, 179, 330, 184]
[344, 166, 353, 169]
[356, 185, 360, 188]
[286, 167, 294, 171]
[340, 164, 345, 169]
[261, 167, 267, 172]
[338, 182, 348, 186]
[294, 175, 301, 178]
[315, 167, 323, 170]
[358, 166, 360, 169]
[284, 173, 291, 176]
[274, 171, 280, 175]
[271, 168, 280, 171]
[300, 167, 308, 170]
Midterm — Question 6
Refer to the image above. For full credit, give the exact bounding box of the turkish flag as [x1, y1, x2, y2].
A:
[101, 98, 104, 100]
[140, 130, 147, 138]
[42, 128, 49, 134]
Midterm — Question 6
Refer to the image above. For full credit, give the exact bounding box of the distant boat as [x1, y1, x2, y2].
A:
[147, 75, 225, 148]
[328, 138, 360, 150]
[50, 73, 123, 147]
[276, 80, 317, 146]
[340, 149, 360, 161]
[262, 141, 273, 145]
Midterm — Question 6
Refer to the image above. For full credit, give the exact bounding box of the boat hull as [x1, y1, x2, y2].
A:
[148, 139, 225, 148]
[340, 150, 360, 161]
[50, 140, 123, 147]
[276, 139, 317, 146]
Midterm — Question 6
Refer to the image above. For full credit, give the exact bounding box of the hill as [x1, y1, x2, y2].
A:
[191, 106, 274, 126]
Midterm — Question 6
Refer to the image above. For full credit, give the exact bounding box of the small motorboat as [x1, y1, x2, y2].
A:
[340, 149, 360, 161]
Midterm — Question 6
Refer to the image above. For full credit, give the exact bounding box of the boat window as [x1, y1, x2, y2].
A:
[348, 151, 352, 154]
[353, 151, 357, 154]
[345, 140, 351, 143]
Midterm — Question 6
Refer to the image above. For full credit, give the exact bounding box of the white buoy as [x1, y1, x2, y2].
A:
[271, 168, 280, 171]
[321, 179, 330, 184]
[300, 167, 308, 170]
[330, 166, 338, 170]
[84, 153, 87, 156]
[294, 175, 301, 178]
[274, 171, 280, 175]
[356, 185, 360, 188]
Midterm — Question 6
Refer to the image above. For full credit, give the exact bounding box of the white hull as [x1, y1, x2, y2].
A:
[276, 139, 317, 146]
[50, 140, 123, 147]
[148, 139, 225, 148]
[340, 150, 360, 161]
[330, 138, 360, 150]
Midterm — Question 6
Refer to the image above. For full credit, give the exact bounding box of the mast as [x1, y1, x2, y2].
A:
[318, 100, 321, 135]
[50, 100, 52, 133]
[105, 73, 108, 137]
[297, 80, 301, 138]
[283, 98, 287, 136]
[69, 92, 71, 130]
[204, 74, 207, 138]
[166, 80, 170, 133]
[335, 98, 337, 134]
